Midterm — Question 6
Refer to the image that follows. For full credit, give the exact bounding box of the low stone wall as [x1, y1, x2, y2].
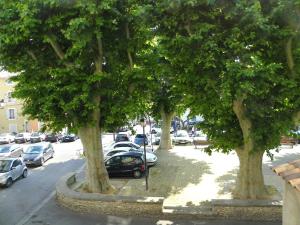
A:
[212, 199, 282, 221]
[56, 173, 164, 217]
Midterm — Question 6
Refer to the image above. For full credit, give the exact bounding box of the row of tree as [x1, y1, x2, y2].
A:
[0, 0, 299, 199]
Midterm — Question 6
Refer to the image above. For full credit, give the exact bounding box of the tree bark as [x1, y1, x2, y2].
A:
[232, 98, 268, 199]
[234, 148, 268, 199]
[157, 107, 174, 150]
[78, 96, 115, 194]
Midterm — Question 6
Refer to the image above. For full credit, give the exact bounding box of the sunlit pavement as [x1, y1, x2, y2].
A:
[163, 144, 300, 207]
[1, 137, 295, 225]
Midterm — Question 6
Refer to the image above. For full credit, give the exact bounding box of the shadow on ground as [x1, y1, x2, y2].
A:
[118, 149, 212, 198]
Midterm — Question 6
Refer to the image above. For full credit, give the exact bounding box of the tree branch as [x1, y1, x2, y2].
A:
[46, 34, 65, 60]
[27, 50, 37, 61]
[125, 22, 133, 68]
[285, 37, 295, 77]
[293, 111, 300, 126]
[95, 35, 103, 73]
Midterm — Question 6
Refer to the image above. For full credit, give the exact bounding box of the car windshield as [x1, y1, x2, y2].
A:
[16, 134, 24, 137]
[0, 160, 12, 173]
[136, 134, 145, 138]
[24, 146, 43, 154]
[177, 133, 187, 137]
[0, 146, 10, 153]
[0, 133, 8, 137]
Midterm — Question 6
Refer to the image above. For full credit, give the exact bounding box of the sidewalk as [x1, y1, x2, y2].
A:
[75, 144, 300, 212]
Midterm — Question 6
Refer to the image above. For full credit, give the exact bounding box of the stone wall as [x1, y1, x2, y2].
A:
[56, 173, 164, 217]
[212, 199, 282, 221]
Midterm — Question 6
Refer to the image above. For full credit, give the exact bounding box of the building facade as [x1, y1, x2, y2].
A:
[0, 72, 39, 133]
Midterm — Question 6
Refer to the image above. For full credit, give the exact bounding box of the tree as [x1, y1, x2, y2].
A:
[153, 0, 300, 199]
[0, 0, 149, 193]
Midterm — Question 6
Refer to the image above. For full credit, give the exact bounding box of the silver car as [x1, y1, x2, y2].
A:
[0, 144, 23, 158]
[0, 133, 15, 144]
[0, 158, 28, 187]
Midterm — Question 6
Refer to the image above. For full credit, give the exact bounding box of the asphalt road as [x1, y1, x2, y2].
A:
[0, 136, 282, 225]
[0, 141, 84, 225]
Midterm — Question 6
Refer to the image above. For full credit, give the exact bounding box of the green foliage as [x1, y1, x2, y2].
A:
[152, 0, 300, 153]
[0, 0, 150, 132]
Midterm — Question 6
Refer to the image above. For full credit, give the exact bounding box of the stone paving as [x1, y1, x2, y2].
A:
[76, 144, 300, 209]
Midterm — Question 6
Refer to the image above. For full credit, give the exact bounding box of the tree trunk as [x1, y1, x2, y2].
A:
[232, 98, 268, 199]
[234, 148, 268, 199]
[78, 97, 115, 194]
[158, 107, 173, 150]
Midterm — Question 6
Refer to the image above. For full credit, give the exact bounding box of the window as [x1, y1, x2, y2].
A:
[12, 159, 21, 167]
[121, 156, 135, 165]
[7, 92, 13, 102]
[7, 108, 16, 120]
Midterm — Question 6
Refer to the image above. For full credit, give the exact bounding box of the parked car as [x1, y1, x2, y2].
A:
[23, 142, 54, 166]
[14, 133, 31, 144]
[61, 133, 78, 142]
[134, 134, 149, 146]
[0, 133, 15, 144]
[193, 131, 209, 145]
[105, 147, 157, 166]
[280, 136, 298, 146]
[44, 133, 59, 143]
[115, 132, 131, 142]
[105, 152, 145, 178]
[30, 132, 44, 143]
[0, 158, 28, 187]
[0, 144, 23, 158]
[173, 130, 193, 145]
[109, 141, 141, 149]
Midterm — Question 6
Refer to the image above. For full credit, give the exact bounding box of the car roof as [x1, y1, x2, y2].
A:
[112, 151, 143, 157]
[29, 142, 50, 147]
[113, 141, 133, 145]
[113, 147, 132, 151]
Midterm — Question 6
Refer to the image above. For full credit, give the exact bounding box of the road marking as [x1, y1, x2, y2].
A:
[15, 162, 86, 225]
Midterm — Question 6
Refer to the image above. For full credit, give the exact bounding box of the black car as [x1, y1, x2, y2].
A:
[61, 134, 78, 142]
[44, 133, 58, 143]
[23, 142, 54, 166]
[105, 152, 145, 178]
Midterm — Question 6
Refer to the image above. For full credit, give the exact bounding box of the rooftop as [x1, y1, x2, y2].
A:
[273, 159, 300, 192]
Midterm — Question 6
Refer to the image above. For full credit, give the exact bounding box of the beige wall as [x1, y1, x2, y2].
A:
[283, 182, 300, 225]
[0, 76, 39, 133]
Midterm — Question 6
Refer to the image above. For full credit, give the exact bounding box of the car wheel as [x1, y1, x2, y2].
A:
[22, 169, 28, 178]
[40, 158, 45, 166]
[133, 170, 142, 178]
[5, 178, 13, 188]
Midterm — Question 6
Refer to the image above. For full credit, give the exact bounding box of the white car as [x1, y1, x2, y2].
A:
[173, 130, 193, 145]
[0, 133, 15, 144]
[0, 158, 28, 187]
[105, 147, 157, 166]
[193, 131, 209, 145]
[104, 141, 153, 153]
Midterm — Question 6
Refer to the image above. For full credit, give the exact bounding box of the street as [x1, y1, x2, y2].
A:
[0, 136, 288, 225]
[0, 141, 84, 225]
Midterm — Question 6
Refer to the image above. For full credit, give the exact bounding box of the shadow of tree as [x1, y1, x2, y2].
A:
[215, 169, 238, 196]
[118, 148, 212, 197]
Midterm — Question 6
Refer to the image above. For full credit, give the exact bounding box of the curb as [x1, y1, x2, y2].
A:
[56, 173, 283, 221]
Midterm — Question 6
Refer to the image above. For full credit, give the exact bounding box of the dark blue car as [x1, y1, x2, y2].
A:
[134, 134, 148, 146]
